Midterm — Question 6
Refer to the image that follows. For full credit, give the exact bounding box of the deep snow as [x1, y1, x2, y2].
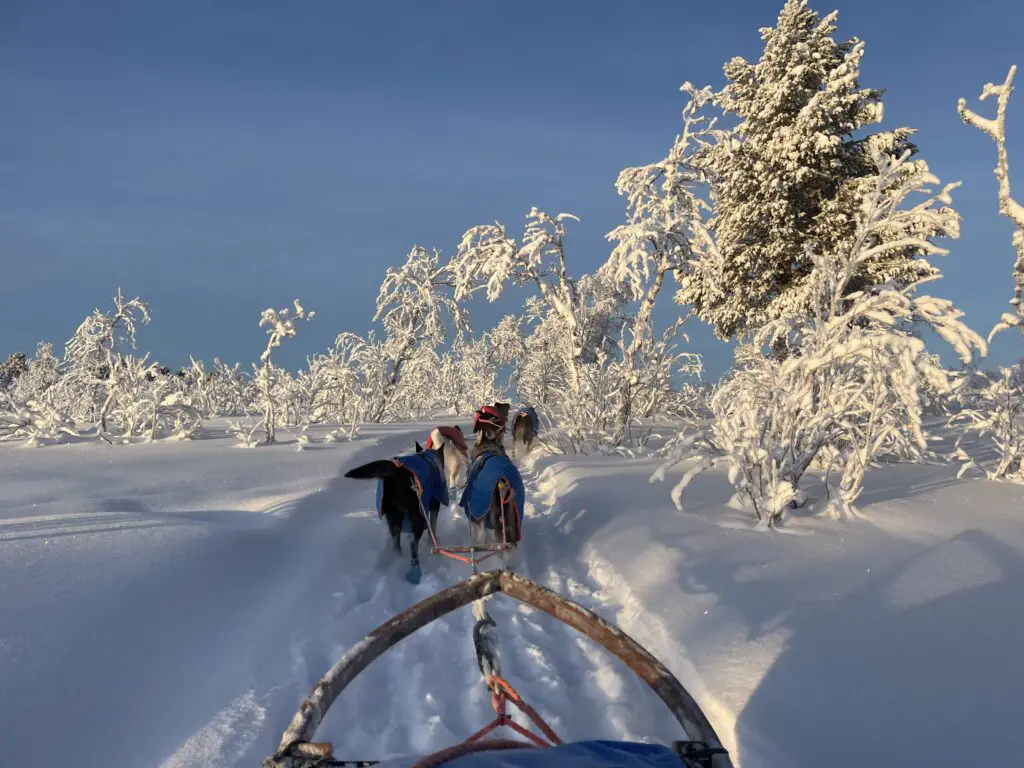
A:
[1, 421, 1023, 767]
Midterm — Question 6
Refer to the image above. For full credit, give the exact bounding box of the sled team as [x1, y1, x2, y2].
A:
[344, 402, 540, 581]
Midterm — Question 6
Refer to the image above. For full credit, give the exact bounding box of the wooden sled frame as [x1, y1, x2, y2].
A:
[266, 570, 733, 768]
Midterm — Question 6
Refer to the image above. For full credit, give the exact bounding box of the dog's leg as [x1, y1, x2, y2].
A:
[468, 519, 483, 548]
[428, 503, 439, 540]
[407, 514, 425, 584]
[383, 506, 403, 554]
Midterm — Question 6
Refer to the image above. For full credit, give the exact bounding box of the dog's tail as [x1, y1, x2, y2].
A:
[344, 459, 400, 480]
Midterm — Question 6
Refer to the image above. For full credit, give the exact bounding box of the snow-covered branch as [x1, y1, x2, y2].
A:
[958, 65, 1024, 338]
[599, 83, 716, 442]
[450, 208, 585, 393]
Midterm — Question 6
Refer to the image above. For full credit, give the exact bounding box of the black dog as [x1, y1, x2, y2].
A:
[344, 440, 447, 583]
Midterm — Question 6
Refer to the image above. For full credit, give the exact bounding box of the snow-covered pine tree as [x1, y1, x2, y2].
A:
[0, 352, 27, 391]
[678, 0, 939, 343]
[654, 149, 986, 524]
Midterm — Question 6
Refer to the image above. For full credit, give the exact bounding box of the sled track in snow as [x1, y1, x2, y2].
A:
[158, 438, 703, 766]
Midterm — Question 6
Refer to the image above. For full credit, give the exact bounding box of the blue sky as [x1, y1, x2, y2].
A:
[1, 0, 1021, 380]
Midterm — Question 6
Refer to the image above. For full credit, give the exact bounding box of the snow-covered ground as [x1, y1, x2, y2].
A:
[2, 423, 1023, 767]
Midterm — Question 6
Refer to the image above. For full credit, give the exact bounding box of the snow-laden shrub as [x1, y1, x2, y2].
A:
[950, 364, 1024, 481]
[58, 289, 152, 429]
[0, 391, 79, 445]
[250, 299, 314, 446]
[653, 149, 986, 525]
[180, 357, 252, 419]
[8, 343, 61, 407]
[93, 353, 201, 442]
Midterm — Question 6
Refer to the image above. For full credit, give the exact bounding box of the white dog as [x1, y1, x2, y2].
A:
[427, 426, 469, 493]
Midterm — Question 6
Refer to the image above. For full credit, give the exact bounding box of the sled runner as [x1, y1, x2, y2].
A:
[264, 571, 732, 768]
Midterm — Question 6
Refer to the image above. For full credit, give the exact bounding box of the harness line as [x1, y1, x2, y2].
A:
[410, 675, 562, 768]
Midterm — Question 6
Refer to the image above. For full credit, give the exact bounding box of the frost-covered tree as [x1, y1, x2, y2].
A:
[9, 343, 60, 406]
[361, 245, 467, 422]
[450, 208, 587, 394]
[253, 299, 314, 445]
[950, 65, 1024, 482]
[679, 0, 938, 343]
[485, 314, 526, 397]
[58, 289, 152, 430]
[515, 299, 565, 409]
[958, 65, 1024, 337]
[654, 149, 986, 524]
[602, 83, 715, 438]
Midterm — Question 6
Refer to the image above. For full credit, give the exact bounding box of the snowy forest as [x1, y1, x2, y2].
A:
[2, 0, 1022, 529]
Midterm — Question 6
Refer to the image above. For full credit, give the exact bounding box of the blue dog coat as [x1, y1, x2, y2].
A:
[375, 450, 448, 533]
[514, 405, 539, 434]
[459, 452, 525, 536]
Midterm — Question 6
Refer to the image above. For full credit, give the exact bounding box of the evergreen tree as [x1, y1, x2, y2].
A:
[678, 0, 946, 342]
[0, 352, 28, 390]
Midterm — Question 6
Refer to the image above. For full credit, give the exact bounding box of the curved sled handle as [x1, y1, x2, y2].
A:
[272, 571, 732, 768]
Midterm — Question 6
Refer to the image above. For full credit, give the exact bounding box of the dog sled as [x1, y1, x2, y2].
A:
[263, 570, 733, 768]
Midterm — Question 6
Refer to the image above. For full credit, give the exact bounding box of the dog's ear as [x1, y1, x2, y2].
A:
[455, 425, 463, 434]
[415, 441, 423, 452]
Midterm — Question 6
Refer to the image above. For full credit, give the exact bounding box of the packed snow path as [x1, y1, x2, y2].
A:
[0, 425, 683, 768]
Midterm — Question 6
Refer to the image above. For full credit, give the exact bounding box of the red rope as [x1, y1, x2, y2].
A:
[411, 676, 562, 767]
[483, 675, 562, 747]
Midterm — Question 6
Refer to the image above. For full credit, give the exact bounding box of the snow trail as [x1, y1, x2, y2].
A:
[306, 446, 673, 761]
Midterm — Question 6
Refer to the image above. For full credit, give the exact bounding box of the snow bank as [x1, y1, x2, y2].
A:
[532, 452, 1024, 767]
